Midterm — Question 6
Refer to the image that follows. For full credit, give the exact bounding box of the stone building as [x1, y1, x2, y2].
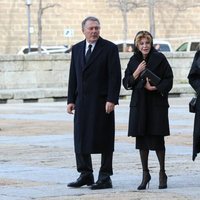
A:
[0, 0, 200, 54]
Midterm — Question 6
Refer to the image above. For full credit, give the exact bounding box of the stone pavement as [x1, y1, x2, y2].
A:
[0, 96, 200, 200]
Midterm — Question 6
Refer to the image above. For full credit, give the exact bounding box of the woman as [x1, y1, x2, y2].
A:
[188, 50, 200, 161]
[123, 31, 173, 190]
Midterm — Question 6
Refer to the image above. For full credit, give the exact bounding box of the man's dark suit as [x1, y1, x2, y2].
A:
[67, 36, 121, 182]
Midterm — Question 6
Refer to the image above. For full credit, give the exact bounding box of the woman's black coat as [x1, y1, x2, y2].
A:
[67, 37, 121, 154]
[188, 50, 200, 160]
[123, 48, 173, 137]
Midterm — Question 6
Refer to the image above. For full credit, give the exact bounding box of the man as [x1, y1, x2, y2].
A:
[67, 16, 121, 190]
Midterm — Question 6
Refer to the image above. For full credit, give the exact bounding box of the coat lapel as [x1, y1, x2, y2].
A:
[83, 37, 104, 71]
[147, 51, 163, 71]
[79, 41, 86, 70]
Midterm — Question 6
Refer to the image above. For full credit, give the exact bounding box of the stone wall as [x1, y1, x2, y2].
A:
[0, 54, 70, 89]
[0, 52, 196, 103]
[0, 0, 200, 54]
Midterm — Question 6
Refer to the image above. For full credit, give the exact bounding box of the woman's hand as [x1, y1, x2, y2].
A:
[144, 78, 157, 91]
[133, 60, 146, 79]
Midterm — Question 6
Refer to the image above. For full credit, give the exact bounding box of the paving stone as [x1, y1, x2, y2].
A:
[0, 97, 199, 200]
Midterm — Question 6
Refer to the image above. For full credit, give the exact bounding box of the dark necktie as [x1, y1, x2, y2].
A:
[85, 44, 92, 63]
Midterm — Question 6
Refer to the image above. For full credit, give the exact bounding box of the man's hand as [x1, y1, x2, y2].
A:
[105, 102, 115, 114]
[67, 103, 75, 114]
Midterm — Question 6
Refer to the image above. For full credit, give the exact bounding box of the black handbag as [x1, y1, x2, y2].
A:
[189, 97, 197, 113]
[140, 69, 161, 86]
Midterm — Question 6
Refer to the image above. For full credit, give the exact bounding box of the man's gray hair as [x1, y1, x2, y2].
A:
[82, 16, 100, 31]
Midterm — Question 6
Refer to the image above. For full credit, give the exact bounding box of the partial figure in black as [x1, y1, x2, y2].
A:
[188, 50, 200, 161]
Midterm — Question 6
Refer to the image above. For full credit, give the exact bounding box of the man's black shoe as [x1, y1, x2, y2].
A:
[90, 178, 112, 190]
[67, 174, 94, 188]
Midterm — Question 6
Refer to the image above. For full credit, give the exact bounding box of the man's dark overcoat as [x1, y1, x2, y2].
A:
[67, 37, 121, 154]
[188, 50, 200, 161]
[123, 48, 173, 137]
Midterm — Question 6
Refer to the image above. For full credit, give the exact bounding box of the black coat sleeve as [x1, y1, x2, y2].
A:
[106, 44, 122, 104]
[122, 56, 140, 90]
[67, 47, 77, 104]
[156, 56, 173, 96]
[188, 51, 200, 95]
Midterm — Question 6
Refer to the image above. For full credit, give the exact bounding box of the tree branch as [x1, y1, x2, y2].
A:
[41, 3, 61, 13]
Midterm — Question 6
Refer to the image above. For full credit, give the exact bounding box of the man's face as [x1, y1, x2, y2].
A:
[83, 20, 100, 43]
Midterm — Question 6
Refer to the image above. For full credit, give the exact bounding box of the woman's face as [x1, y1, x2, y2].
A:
[137, 37, 151, 58]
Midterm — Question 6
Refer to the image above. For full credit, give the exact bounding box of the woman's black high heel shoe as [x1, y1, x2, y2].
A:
[159, 170, 167, 189]
[137, 170, 151, 190]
